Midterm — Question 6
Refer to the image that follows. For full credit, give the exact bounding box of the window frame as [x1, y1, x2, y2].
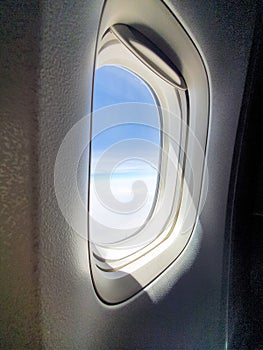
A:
[88, 0, 209, 304]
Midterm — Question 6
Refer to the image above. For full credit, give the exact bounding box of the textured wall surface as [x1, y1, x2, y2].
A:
[0, 1, 41, 348]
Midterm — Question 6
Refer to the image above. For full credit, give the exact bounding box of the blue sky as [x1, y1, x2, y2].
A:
[93, 65, 155, 110]
[90, 65, 161, 235]
[91, 65, 160, 178]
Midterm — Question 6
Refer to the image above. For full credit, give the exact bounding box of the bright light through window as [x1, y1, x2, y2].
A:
[90, 65, 161, 243]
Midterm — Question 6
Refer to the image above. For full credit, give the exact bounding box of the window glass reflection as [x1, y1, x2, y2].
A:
[90, 66, 161, 243]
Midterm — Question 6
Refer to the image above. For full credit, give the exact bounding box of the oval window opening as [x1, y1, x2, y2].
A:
[89, 65, 162, 245]
[87, 0, 209, 305]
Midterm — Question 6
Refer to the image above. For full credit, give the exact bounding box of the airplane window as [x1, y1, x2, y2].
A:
[89, 65, 161, 244]
[88, 4, 209, 304]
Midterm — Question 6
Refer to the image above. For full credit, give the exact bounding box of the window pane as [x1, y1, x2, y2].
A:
[90, 65, 161, 244]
